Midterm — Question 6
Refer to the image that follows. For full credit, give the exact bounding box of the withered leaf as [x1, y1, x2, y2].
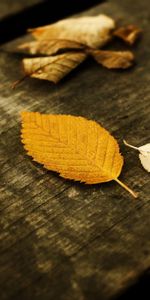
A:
[29, 14, 115, 48]
[20, 47, 134, 85]
[91, 49, 134, 69]
[21, 112, 137, 198]
[17, 15, 141, 85]
[114, 25, 142, 45]
[22, 52, 87, 83]
[19, 39, 86, 56]
[124, 140, 150, 173]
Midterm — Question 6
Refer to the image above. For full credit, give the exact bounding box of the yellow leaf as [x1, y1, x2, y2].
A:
[21, 112, 137, 198]
[22, 52, 87, 83]
[29, 15, 115, 48]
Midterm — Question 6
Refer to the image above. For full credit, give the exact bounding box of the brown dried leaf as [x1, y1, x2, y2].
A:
[21, 111, 137, 198]
[29, 14, 115, 48]
[114, 25, 142, 45]
[17, 16, 141, 85]
[22, 51, 87, 83]
[19, 39, 86, 56]
[91, 49, 134, 69]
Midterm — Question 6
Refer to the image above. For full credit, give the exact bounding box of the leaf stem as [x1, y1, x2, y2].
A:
[123, 140, 139, 151]
[11, 75, 28, 89]
[115, 178, 138, 198]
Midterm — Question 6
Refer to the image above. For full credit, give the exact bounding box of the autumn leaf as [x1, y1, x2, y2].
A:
[124, 140, 150, 172]
[114, 25, 142, 45]
[29, 14, 115, 48]
[19, 39, 86, 56]
[90, 49, 134, 69]
[19, 48, 134, 85]
[22, 52, 87, 83]
[16, 15, 140, 85]
[21, 112, 137, 198]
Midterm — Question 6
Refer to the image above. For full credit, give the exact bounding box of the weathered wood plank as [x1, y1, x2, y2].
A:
[0, 0, 150, 299]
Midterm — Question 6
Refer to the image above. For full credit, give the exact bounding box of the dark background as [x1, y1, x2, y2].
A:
[0, 0, 103, 44]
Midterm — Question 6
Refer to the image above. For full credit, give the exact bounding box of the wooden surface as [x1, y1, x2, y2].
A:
[0, 0, 43, 19]
[0, 0, 150, 299]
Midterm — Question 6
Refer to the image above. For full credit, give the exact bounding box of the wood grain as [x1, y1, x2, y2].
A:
[0, 0, 150, 299]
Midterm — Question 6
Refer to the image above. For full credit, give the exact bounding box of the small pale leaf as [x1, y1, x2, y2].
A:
[139, 144, 150, 153]
[124, 140, 150, 172]
[139, 153, 150, 172]
[29, 15, 115, 48]
[21, 112, 137, 198]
